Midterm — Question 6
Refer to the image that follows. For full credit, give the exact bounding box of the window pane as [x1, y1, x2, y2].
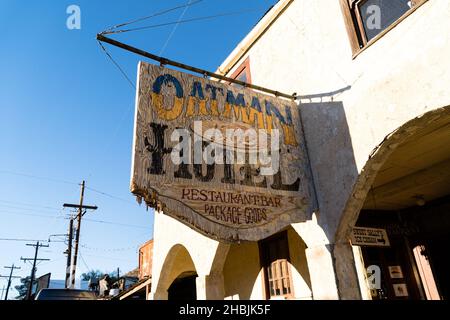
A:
[269, 281, 275, 296]
[275, 281, 281, 296]
[281, 260, 287, 277]
[231, 69, 247, 88]
[359, 0, 413, 41]
[236, 71, 247, 83]
[272, 262, 278, 279]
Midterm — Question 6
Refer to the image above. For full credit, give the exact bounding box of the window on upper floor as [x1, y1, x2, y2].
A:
[340, 0, 428, 55]
[230, 57, 252, 88]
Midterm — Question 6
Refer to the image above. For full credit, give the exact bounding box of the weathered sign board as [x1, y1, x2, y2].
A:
[351, 227, 390, 247]
[130, 61, 315, 242]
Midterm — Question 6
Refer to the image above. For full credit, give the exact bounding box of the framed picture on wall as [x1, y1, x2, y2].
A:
[393, 283, 409, 297]
[389, 266, 404, 279]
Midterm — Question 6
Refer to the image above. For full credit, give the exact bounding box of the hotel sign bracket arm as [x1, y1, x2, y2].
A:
[96, 33, 298, 101]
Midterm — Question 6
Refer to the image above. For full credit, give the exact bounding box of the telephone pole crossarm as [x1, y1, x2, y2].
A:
[62, 181, 97, 289]
[63, 204, 98, 210]
[22, 241, 50, 300]
[1, 264, 21, 300]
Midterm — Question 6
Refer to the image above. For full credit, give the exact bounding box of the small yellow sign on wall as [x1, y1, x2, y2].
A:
[351, 227, 390, 247]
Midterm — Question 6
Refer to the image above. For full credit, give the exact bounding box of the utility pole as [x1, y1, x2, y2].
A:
[0, 286, 5, 300]
[64, 218, 73, 288]
[0, 264, 21, 300]
[21, 242, 50, 300]
[47, 233, 72, 288]
[63, 181, 97, 289]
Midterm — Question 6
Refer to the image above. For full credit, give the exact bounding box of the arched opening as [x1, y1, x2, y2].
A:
[222, 227, 311, 300]
[168, 271, 198, 301]
[154, 244, 198, 300]
[338, 106, 450, 300]
[222, 241, 262, 300]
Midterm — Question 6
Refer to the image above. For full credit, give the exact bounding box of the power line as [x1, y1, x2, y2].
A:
[104, 8, 267, 35]
[104, 0, 204, 33]
[0, 211, 62, 220]
[0, 170, 78, 186]
[21, 242, 50, 300]
[0, 238, 48, 242]
[37, 257, 66, 268]
[0, 169, 138, 207]
[83, 218, 148, 230]
[159, 0, 194, 56]
[85, 186, 135, 204]
[63, 181, 97, 289]
[97, 34, 296, 99]
[78, 252, 91, 272]
[98, 40, 136, 90]
[97, 1, 204, 160]
[94, 44, 136, 161]
[0, 199, 60, 211]
[1, 264, 21, 300]
[0, 210, 148, 230]
[0, 204, 62, 215]
[80, 243, 140, 252]
[81, 253, 132, 262]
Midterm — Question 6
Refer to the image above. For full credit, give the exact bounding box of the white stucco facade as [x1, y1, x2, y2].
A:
[148, 0, 450, 300]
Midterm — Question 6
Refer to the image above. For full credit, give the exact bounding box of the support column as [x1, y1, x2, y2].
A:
[305, 245, 339, 300]
[333, 242, 363, 300]
[292, 216, 362, 300]
[148, 289, 168, 300]
[351, 245, 372, 300]
[196, 273, 225, 300]
[146, 284, 151, 300]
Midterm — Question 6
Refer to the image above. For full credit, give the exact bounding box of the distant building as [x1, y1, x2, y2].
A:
[139, 239, 153, 280]
[108, 240, 153, 300]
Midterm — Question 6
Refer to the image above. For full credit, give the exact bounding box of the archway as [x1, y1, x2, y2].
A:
[168, 271, 198, 300]
[336, 105, 450, 300]
[152, 244, 198, 300]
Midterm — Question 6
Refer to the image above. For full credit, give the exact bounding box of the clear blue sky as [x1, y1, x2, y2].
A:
[0, 0, 276, 299]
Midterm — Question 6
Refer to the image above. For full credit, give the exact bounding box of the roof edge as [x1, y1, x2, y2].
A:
[216, 0, 294, 76]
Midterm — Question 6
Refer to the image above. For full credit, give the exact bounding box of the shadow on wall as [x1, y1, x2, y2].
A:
[222, 242, 262, 300]
[299, 97, 358, 242]
[287, 228, 312, 292]
[299, 95, 362, 299]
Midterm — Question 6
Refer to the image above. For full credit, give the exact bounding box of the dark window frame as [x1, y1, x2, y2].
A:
[340, 0, 428, 58]
[259, 231, 295, 300]
[230, 56, 252, 85]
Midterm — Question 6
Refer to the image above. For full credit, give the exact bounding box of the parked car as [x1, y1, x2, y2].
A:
[35, 289, 97, 300]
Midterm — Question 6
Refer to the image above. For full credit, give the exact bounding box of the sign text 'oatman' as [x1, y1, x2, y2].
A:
[131, 62, 315, 242]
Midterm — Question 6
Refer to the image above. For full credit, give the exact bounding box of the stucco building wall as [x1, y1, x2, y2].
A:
[148, 0, 450, 300]
[221, 0, 450, 240]
[223, 242, 264, 300]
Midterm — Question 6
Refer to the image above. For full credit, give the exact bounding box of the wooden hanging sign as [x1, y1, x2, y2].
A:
[130, 62, 315, 242]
